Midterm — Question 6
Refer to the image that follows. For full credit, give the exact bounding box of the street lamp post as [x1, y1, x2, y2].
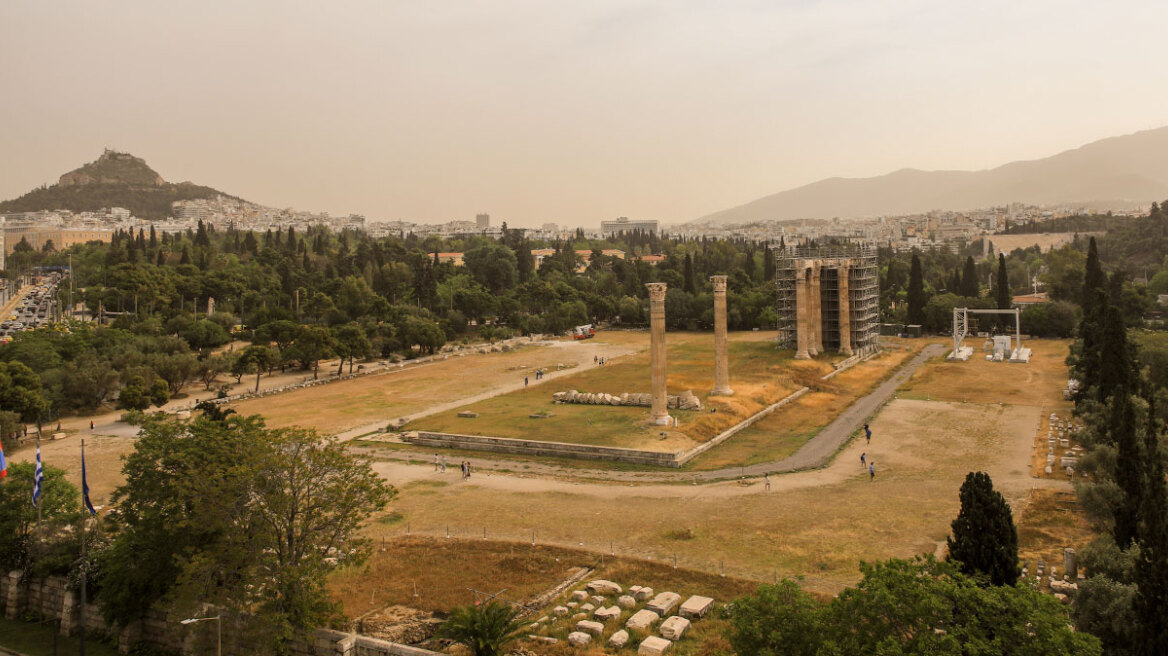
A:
[180, 612, 221, 656]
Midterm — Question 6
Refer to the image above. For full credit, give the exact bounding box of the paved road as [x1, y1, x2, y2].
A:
[368, 343, 949, 483]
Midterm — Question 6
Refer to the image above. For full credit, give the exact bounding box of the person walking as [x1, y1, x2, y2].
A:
[869, 462, 875, 480]
[865, 423, 872, 444]
[524, 375, 529, 387]
[860, 452, 866, 468]
[441, 455, 447, 473]
[434, 453, 440, 471]
[764, 473, 771, 491]
[89, 420, 94, 430]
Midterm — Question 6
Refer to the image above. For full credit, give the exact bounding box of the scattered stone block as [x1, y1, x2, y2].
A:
[594, 606, 621, 622]
[618, 595, 637, 609]
[587, 579, 623, 595]
[638, 635, 672, 655]
[537, 616, 549, 624]
[571, 612, 588, 622]
[568, 631, 592, 646]
[608, 629, 630, 649]
[528, 635, 557, 644]
[51, 432, 66, 440]
[634, 586, 654, 602]
[590, 595, 606, 606]
[553, 606, 568, 616]
[629, 585, 643, 597]
[659, 616, 690, 640]
[576, 620, 605, 636]
[679, 595, 714, 619]
[571, 590, 589, 602]
[567, 602, 579, 609]
[626, 609, 660, 631]
[646, 592, 681, 616]
[457, 411, 478, 418]
[580, 603, 595, 613]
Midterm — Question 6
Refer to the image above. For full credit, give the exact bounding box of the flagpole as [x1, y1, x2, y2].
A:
[79, 438, 88, 656]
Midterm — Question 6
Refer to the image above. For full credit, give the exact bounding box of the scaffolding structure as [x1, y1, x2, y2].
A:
[775, 244, 880, 356]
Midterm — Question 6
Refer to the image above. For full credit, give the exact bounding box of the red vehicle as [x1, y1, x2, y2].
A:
[572, 324, 595, 340]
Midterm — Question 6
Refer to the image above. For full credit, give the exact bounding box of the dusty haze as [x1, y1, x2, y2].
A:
[2, 0, 1167, 227]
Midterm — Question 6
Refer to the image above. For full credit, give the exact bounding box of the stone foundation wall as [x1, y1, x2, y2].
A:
[405, 431, 682, 467]
[0, 571, 437, 656]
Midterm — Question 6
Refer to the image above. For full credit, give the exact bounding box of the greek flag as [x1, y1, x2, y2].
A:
[32, 444, 43, 508]
[82, 442, 96, 516]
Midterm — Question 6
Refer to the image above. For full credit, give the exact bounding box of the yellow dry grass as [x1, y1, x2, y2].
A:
[412, 332, 817, 451]
[1015, 487, 1098, 578]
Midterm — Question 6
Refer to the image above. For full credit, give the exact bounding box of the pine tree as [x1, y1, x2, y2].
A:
[947, 471, 1018, 585]
[961, 256, 979, 297]
[1135, 392, 1168, 655]
[907, 250, 926, 326]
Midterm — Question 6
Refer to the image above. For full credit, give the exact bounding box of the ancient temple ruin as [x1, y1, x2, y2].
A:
[775, 244, 880, 358]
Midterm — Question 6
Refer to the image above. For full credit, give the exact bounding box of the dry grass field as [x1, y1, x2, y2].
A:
[367, 395, 1048, 595]
[410, 330, 848, 452]
[686, 339, 926, 469]
[898, 338, 1073, 408]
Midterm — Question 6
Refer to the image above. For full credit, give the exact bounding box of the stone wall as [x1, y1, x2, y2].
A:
[0, 571, 438, 656]
[405, 431, 682, 467]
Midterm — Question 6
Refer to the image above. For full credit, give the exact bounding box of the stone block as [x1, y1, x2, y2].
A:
[568, 631, 591, 647]
[646, 592, 681, 616]
[567, 602, 579, 609]
[594, 606, 621, 622]
[457, 411, 478, 418]
[626, 609, 660, 631]
[580, 603, 595, 613]
[590, 595, 606, 606]
[634, 586, 654, 602]
[553, 606, 569, 616]
[638, 635, 672, 655]
[571, 612, 588, 622]
[608, 629, 630, 649]
[679, 595, 714, 619]
[659, 615, 690, 640]
[576, 620, 604, 636]
[571, 590, 588, 602]
[618, 595, 637, 609]
[587, 579, 623, 595]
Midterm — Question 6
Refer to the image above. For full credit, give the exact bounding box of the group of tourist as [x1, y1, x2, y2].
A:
[433, 453, 473, 480]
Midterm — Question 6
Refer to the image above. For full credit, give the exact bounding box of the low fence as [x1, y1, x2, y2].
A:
[0, 572, 438, 656]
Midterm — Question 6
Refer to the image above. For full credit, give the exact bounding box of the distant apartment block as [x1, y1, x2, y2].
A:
[601, 216, 657, 235]
[475, 213, 490, 229]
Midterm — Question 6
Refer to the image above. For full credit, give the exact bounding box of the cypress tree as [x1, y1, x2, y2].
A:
[1082, 237, 1104, 316]
[179, 245, 191, 266]
[155, 249, 165, 266]
[947, 471, 1018, 585]
[995, 253, 1010, 309]
[516, 239, 533, 283]
[907, 250, 926, 326]
[148, 225, 158, 249]
[763, 244, 776, 281]
[1098, 289, 1136, 401]
[1135, 392, 1168, 655]
[1112, 390, 1143, 549]
[961, 256, 979, 297]
[242, 231, 258, 255]
[684, 253, 696, 294]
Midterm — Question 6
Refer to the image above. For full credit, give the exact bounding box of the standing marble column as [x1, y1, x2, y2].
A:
[645, 282, 672, 425]
[710, 275, 733, 395]
[795, 267, 810, 359]
[838, 264, 853, 355]
[809, 264, 822, 356]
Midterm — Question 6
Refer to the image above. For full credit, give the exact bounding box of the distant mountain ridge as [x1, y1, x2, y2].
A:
[0, 150, 240, 221]
[697, 127, 1168, 224]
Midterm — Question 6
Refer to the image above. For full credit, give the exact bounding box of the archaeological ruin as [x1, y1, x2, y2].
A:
[775, 244, 880, 359]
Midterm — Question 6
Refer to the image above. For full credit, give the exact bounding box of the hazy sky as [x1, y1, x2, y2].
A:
[2, 1, 1167, 227]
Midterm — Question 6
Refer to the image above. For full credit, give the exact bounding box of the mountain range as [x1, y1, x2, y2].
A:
[696, 126, 1168, 224]
[0, 150, 238, 221]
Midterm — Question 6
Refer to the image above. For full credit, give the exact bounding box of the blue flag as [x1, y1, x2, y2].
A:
[81, 442, 96, 516]
[32, 444, 43, 508]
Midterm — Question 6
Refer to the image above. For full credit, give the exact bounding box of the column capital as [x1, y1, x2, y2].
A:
[709, 275, 728, 293]
[645, 282, 668, 302]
